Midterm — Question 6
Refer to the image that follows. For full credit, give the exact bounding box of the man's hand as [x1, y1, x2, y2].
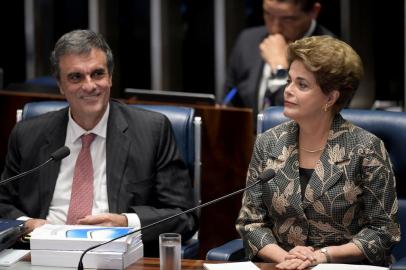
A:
[24, 218, 47, 234]
[77, 213, 128, 227]
[259, 33, 289, 70]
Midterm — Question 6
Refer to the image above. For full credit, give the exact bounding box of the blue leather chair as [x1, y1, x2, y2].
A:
[25, 76, 58, 87]
[207, 106, 406, 264]
[18, 101, 202, 258]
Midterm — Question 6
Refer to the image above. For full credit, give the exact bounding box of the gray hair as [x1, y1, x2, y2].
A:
[50, 29, 114, 80]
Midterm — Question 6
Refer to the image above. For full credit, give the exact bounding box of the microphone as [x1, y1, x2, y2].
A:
[77, 169, 276, 270]
[0, 146, 70, 186]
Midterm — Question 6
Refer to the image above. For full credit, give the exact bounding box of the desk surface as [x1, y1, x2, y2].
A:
[0, 257, 281, 270]
[130, 258, 279, 270]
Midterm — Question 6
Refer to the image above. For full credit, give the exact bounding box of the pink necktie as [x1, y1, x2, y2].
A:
[66, 133, 96, 225]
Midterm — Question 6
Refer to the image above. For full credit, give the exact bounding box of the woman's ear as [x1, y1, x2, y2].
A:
[328, 90, 340, 106]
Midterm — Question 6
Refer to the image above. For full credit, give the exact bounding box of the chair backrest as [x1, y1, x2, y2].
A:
[393, 198, 406, 260]
[257, 106, 406, 196]
[18, 101, 202, 206]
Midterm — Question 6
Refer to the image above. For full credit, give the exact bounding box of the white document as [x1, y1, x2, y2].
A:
[0, 249, 30, 266]
[203, 261, 260, 270]
[313, 263, 388, 270]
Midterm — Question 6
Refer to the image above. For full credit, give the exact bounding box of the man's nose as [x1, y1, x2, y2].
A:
[270, 17, 283, 34]
[81, 76, 96, 91]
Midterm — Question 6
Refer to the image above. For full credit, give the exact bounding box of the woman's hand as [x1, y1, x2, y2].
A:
[276, 246, 318, 270]
[284, 246, 316, 262]
[276, 257, 313, 270]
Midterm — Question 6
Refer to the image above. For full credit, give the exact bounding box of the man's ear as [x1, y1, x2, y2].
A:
[309, 2, 321, 20]
[109, 74, 113, 87]
[58, 81, 65, 95]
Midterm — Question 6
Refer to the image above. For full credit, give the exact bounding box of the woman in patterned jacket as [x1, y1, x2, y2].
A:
[236, 36, 400, 269]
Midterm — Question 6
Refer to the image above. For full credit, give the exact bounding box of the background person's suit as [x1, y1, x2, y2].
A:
[225, 25, 334, 117]
[0, 100, 198, 256]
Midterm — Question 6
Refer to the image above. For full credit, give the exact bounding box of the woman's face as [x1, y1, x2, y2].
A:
[283, 60, 337, 122]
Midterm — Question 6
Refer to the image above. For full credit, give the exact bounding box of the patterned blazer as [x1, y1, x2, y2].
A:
[236, 114, 400, 266]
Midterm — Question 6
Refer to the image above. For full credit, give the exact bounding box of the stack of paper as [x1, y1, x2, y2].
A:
[30, 224, 143, 269]
[203, 261, 260, 270]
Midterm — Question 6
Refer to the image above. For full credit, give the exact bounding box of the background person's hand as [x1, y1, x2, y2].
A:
[259, 33, 289, 70]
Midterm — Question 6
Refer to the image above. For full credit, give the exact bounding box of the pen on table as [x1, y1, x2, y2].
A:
[222, 87, 237, 106]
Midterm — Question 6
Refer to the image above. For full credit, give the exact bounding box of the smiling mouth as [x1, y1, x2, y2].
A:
[81, 93, 100, 100]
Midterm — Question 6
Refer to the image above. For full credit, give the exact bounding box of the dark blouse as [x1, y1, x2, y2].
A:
[299, 167, 314, 199]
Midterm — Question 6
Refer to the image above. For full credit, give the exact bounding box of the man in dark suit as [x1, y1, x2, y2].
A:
[224, 0, 334, 118]
[0, 29, 197, 256]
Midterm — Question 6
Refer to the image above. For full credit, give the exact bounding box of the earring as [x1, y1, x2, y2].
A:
[324, 104, 329, 112]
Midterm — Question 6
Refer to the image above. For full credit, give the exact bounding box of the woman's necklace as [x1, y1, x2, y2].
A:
[300, 146, 324, 153]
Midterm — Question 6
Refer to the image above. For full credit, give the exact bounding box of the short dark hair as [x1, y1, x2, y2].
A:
[287, 36, 364, 113]
[265, 0, 318, 12]
[50, 29, 114, 80]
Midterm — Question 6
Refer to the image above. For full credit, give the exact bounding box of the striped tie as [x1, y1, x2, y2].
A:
[66, 133, 96, 225]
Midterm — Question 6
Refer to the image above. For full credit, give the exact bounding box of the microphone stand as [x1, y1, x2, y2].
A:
[0, 146, 70, 186]
[0, 159, 53, 186]
[77, 171, 274, 270]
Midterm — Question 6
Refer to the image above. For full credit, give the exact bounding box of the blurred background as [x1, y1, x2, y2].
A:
[0, 0, 403, 110]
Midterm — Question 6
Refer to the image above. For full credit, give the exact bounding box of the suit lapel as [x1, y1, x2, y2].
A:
[38, 109, 69, 218]
[106, 102, 130, 213]
[266, 122, 304, 215]
[302, 115, 351, 209]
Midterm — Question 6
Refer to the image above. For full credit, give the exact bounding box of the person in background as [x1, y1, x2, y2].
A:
[0, 29, 198, 256]
[236, 36, 400, 268]
[224, 0, 334, 119]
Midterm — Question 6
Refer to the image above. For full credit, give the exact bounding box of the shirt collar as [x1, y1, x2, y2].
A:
[67, 103, 110, 144]
[303, 19, 316, 38]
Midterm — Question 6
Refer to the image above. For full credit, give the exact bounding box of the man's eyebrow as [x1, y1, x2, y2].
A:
[67, 71, 81, 76]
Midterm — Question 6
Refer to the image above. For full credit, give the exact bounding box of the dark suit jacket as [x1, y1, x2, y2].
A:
[236, 114, 400, 266]
[0, 100, 198, 256]
[225, 24, 334, 118]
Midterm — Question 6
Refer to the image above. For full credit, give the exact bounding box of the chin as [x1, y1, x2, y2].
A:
[283, 107, 298, 121]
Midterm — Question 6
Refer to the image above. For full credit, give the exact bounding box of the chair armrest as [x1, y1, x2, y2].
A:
[391, 257, 406, 270]
[206, 239, 245, 261]
[181, 238, 199, 259]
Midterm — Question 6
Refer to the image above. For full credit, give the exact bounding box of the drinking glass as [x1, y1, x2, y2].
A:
[159, 233, 181, 270]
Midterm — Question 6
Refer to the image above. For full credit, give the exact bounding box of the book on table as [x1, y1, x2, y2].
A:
[0, 219, 24, 252]
[30, 224, 143, 269]
[31, 241, 143, 269]
[30, 224, 140, 252]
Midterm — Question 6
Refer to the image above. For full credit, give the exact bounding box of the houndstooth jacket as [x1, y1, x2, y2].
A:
[236, 114, 400, 266]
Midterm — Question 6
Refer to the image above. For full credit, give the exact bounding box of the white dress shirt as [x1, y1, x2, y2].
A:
[25, 104, 140, 228]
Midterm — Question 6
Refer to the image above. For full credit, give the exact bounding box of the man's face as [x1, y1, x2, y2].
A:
[263, 0, 319, 42]
[58, 48, 112, 127]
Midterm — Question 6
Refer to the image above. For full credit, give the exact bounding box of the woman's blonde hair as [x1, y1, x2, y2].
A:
[287, 35, 364, 112]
